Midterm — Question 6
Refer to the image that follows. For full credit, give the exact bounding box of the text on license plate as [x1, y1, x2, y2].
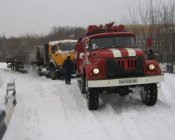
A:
[119, 78, 138, 85]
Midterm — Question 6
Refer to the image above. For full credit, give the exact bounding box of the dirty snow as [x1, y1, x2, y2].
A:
[0, 63, 175, 140]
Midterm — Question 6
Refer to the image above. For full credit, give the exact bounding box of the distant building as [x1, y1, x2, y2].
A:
[126, 24, 175, 63]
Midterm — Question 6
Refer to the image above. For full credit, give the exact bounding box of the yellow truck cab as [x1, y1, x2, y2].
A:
[36, 39, 77, 79]
[49, 40, 76, 67]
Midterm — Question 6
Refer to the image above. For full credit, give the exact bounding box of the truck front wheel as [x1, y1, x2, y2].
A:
[86, 89, 99, 110]
[78, 76, 86, 94]
[140, 84, 157, 106]
[50, 66, 57, 80]
[11, 65, 16, 71]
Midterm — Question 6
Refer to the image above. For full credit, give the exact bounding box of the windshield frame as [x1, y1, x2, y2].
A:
[59, 42, 76, 51]
[89, 35, 136, 51]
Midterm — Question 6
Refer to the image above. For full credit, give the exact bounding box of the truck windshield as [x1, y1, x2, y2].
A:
[60, 42, 76, 51]
[90, 36, 135, 50]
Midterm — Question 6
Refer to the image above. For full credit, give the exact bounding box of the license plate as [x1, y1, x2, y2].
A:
[119, 78, 138, 85]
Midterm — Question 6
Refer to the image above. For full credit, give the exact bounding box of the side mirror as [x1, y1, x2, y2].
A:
[92, 44, 98, 50]
[86, 45, 89, 49]
[51, 45, 57, 53]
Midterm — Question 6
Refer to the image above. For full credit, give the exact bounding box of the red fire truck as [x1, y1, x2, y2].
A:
[75, 22, 164, 110]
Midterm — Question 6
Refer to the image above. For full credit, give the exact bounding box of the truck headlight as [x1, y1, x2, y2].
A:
[93, 68, 99, 74]
[149, 64, 156, 70]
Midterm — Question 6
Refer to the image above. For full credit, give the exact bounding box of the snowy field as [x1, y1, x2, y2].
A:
[0, 63, 175, 140]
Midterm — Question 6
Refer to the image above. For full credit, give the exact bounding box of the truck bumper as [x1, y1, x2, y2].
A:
[87, 75, 164, 88]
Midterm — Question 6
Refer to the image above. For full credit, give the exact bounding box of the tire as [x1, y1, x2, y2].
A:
[37, 68, 43, 76]
[78, 74, 86, 94]
[140, 84, 158, 106]
[13, 65, 17, 71]
[86, 89, 99, 110]
[79, 79, 86, 94]
[11, 65, 14, 71]
[50, 66, 57, 80]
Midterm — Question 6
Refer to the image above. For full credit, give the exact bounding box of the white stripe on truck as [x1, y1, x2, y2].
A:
[109, 49, 122, 58]
[125, 48, 136, 57]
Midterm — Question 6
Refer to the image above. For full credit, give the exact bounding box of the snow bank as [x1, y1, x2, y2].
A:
[0, 63, 7, 69]
[0, 63, 175, 140]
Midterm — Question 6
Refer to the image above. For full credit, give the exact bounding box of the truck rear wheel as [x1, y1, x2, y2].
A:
[87, 89, 99, 110]
[140, 84, 157, 106]
[50, 66, 57, 80]
[11, 65, 16, 71]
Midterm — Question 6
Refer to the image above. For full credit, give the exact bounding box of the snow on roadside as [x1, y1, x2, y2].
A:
[0, 63, 175, 140]
[0, 63, 9, 110]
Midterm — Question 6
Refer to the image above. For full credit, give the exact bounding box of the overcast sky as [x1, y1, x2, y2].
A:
[0, 0, 172, 37]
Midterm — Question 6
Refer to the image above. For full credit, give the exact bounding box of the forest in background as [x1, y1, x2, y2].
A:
[0, 26, 85, 61]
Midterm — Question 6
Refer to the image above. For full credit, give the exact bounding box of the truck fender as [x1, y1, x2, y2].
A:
[49, 60, 57, 68]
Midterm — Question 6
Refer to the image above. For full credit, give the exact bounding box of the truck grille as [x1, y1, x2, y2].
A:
[106, 57, 144, 79]
[117, 59, 136, 69]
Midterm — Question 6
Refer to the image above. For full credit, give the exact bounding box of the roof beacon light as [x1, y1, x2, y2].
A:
[86, 22, 126, 36]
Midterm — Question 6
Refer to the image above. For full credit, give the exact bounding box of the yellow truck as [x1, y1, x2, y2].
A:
[36, 40, 77, 79]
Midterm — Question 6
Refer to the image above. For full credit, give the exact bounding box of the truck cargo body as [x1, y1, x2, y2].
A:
[36, 44, 49, 66]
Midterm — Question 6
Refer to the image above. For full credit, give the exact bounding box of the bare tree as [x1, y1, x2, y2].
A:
[128, 0, 175, 65]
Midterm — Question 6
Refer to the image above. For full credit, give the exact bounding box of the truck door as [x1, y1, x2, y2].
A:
[79, 40, 87, 72]
[50, 44, 62, 66]
[75, 40, 82, 73]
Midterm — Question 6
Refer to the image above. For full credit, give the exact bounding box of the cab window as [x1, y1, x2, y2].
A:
[60, 42, 76, 51]
[51, 45, 57, 53]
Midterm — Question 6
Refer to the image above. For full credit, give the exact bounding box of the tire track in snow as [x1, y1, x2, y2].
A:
[92, 95, 138, 140]
[2, 65, 175, 140]
[51, 80, 87, 122]
[50, 82, 68, 121]
[68, 83, 113, 140]
[27, 81, 68, 139]
[160, 74, 175, 105]
[3, 76, 42, 140]
[63, 81, 142, 140]
[51, 80, 113, 140]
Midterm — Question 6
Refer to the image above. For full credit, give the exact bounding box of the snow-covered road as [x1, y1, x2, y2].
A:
[1, 63, 175, 140]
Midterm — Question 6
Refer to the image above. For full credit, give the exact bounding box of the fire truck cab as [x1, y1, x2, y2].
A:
[75, 22, 164, 110]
